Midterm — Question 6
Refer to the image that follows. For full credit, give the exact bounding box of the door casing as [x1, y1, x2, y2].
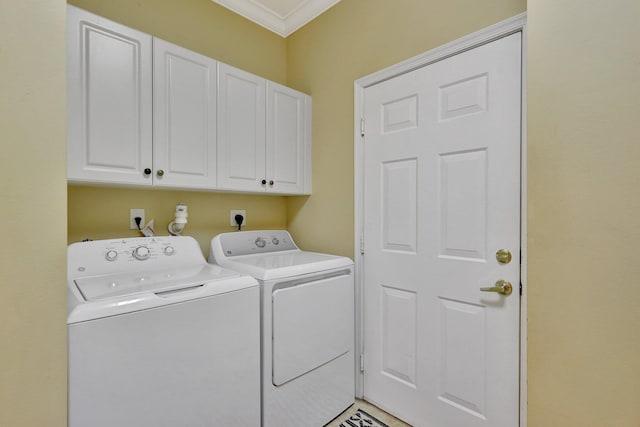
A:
[353, 13, 528, 427]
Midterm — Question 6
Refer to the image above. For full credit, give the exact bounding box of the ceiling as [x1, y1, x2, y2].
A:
[211, 0, 341, 37]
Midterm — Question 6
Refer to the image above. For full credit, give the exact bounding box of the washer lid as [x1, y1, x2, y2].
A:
[217, 250, 353, 281]
[68, 264, 259, 324]
[75, 264, 241, 301]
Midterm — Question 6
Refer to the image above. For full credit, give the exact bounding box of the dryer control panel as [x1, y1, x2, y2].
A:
[217, 230, 298, 257]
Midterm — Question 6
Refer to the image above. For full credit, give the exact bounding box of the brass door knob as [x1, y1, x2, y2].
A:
[480, 280, 513, 296]
[496, 249, 512, 264]
[157, 169, 164, 177]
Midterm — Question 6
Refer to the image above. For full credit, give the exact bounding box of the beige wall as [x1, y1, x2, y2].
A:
[288, 0, 640, 425]
[286, 0, 526, 257]
[4, 0, 640, 425]
[66, 0, 289, 251]
[68, 186, 287, 254]
[0, 0, 68, 426]
[527, 0, 640, 425]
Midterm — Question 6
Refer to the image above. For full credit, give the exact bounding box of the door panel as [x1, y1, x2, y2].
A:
[272, 273, 353, 386]
[381, 285, 417, 386]
[217, 63, 266, 192]
[67, 6, 152, 185]
[363, 33, 521, 427]
[439, 73, 488, 120]
[439, 149, 488, 260]
[153, 39, 217, 189]
[266, 82, 311, 194]
[382, 159, 418, 253]
[438, 297, 487, 419]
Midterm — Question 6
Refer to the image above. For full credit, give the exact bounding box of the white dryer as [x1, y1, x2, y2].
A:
[209, 230, 355, 427]
[67, 236, 260, 427]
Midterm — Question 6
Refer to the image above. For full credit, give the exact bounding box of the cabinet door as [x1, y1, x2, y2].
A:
[266, 82, 312, 194]
[67, 5, 152, 185]
[217, 63, 266, 192]
[153, 39, 217, 189]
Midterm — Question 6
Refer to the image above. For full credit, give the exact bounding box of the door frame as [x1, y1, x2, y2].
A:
[353, 13, 528, 427]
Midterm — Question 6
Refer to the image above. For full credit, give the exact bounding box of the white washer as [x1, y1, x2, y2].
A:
[209, 230, 355, 427]
[68, 236, 260, 427]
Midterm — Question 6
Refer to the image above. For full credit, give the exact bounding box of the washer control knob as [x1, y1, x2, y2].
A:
[105, 250, 118, 261]
[255, 237, 266, 248]
[272, 237, 279, 245]
[133, 246, 151, 260]
[163, 246, 175, 256]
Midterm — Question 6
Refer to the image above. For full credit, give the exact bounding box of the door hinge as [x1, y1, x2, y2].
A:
[360, 354, 365, 372]
[360, 235, 365, 255]
[519, 282, 523, 296]
[360, 118, 365, 138]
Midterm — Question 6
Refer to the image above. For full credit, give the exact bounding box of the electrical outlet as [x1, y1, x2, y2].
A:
[230, 210, 246, 226]
[130, 208, 145, 230]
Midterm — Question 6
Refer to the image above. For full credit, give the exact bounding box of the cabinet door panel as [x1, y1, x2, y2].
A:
[67, 5, 152, 185]
[266, 82, 311, 194]
[217, 63, 266, 192]
[153, 39, 217, 189]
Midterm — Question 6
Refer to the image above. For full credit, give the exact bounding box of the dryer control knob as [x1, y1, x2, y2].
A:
[133, 246, 151, 260]
[272, 237, 279, 245]
[163, 246, 175, 256]
[255, 237, 266, 248]
[105, 250, 118, 261]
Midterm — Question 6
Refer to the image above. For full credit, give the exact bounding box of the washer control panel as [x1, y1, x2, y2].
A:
[102, 240, 175, 263]
[218, 230, 297, 257]
[69, 236, 202, 280]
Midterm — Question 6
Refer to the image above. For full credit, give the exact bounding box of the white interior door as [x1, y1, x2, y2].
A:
[363, 33, 522, 427]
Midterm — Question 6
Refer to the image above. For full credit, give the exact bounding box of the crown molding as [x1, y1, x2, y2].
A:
[212, 0, 340, 37]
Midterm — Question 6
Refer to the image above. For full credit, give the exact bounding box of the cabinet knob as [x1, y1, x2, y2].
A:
[157, 169, 165, 177]
[261, 179, 267, 185]
[144, 168, 151, 175]
[269, 180, 274, 186]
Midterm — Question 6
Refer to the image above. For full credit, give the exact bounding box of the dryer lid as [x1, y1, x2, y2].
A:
[216, 251, 353, 281]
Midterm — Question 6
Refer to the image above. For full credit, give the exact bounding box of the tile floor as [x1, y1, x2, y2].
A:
[326, 399, 412, 427]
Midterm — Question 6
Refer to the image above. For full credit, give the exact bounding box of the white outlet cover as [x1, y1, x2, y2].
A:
[130, 208, 145, 230]
[230, 210, 246, 226]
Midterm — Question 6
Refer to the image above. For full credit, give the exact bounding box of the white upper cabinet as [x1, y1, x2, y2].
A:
[218, 64, 311, 194]
[153, 39, 217, 189]
[217, 63, 267, 192]
[266, 81, 311, 195]
[67, 6, 311, 194]
[67, 5, 153, 186]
